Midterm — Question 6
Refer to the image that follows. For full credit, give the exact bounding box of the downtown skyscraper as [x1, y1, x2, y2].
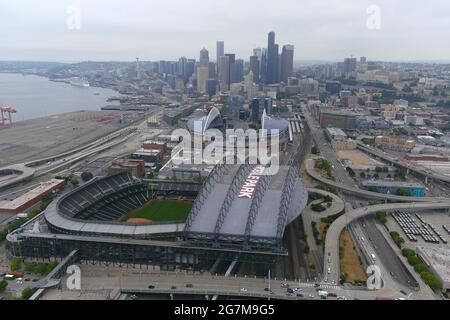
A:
[199, 48, 210, 67]
[216, 41, 224, 63]
[266, 31, 279, 84]
[216, 41, 224, 75]
[280, 44, 294, 83]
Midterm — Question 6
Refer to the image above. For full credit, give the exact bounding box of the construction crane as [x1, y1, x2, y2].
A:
[0, 105, 17, 127]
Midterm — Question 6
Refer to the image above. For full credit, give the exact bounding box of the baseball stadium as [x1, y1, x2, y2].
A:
[7, 111, 309, 272]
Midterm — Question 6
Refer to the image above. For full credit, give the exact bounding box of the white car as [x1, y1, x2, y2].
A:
[240, 288, 248, 292]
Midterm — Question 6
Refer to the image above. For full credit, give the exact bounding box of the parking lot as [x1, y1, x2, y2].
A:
[389, 211, 449, 245]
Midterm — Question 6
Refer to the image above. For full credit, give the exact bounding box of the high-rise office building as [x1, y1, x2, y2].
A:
[218, 55, 230, 90]
[251, 97, 273, 123]
[200, 48, 209, 67]
[253, 48, 262, 61]
[216, 41, 224, 62]
[225, 53, 236, 64]
[178, 57, 187, 78]
[206, 79, 217, 97]
[208, 62, 216, 79]
[249, 55, 260, 83]
[260, 48, 268, 84]
[267, 31, 279, 84]
[197, 67, 209, 93]
[360, 56, 367, 64]
[185, 59, 195, 79]
[344, 57, 357, 74]
[229, 95, 245, 121]
[274, 43, 280, 83]
[216, 41, 224, 75]
[280, 45, 294, 83]
[230, 59, 244, 84]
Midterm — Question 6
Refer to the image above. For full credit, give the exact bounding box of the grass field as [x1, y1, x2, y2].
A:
[125, 200, 192, 222]
[339, 229, 367, 283]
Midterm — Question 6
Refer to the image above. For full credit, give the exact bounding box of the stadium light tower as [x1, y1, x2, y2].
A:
[0, 105, 16, 127]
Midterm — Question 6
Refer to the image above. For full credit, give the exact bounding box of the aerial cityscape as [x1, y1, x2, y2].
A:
[0, 0, 450, 307]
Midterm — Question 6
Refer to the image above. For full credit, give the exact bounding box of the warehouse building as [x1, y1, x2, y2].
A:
[319, 111, 357, 130]
[416, 246, 450, 292]
[360, 180, 426, 197]
[0, 179, 66, 215]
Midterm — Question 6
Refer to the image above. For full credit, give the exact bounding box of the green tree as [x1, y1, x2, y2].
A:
[80, 171, 94, 182]
[311, 145, 320, 155]
[0, 280, 8, 293]
[420, 272, 442, 292]
[311, 203, 326, 212]
[46, 261, 59, 274]
[28, 208, 42, 220]
[403, 85, 413, 93]
[340, 272, 348, 284]
[414, 263, 429, 274]
[376, 212, 388, 224]
[396, 188, 412, 197]
[10, 258, 22, 272]
[390, 232, 405, 248]
[395, 168, 407, 180]
[21, 287, 37, 300]
[402, 248, 416, 257]
[407, 255, 421, 266]
[34, 263, 48, 275]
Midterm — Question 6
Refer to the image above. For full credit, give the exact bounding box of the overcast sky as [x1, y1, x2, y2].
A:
[0, 0, 449, 63]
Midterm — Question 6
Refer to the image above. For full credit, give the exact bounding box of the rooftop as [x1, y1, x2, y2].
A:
[326, 127, 347, 137]
[361, 180, 425, 189]
[0, 179, 65, 211]
[416, 246, 450, 285]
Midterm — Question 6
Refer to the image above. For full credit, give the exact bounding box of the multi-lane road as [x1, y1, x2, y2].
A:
[301, 105, 448, 299]
[54, 266, 425, 300]
[323, 201, 450, 285]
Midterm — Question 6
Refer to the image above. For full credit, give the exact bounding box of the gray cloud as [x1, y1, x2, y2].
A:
[0, 0, 449, 62]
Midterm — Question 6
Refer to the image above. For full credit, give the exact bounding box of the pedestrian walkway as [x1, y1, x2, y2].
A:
[297, 282, 340, 290]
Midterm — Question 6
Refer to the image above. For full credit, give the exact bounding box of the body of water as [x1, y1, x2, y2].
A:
[0, 73, 118, 122]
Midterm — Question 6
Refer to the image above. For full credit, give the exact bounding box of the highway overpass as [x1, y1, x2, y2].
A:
[0, 127, 137, 192]
[357, 143, 450, 185]
[0, 164, 35, 191]
[323, 201, 450, 284]
[305, 158, 447, 202]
